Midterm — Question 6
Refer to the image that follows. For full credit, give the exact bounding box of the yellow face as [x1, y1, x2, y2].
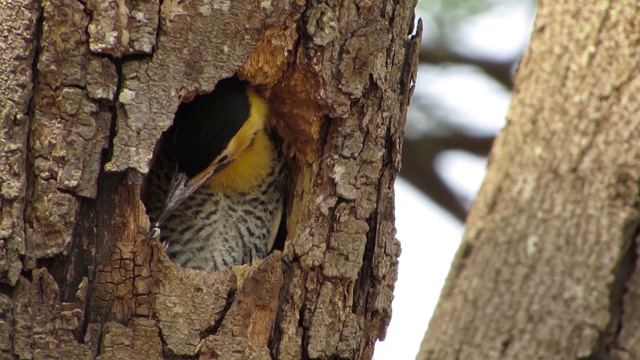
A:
[151, 81, 276, 232]
[220, 89, 267, 164]
[202, 88, 276, 193]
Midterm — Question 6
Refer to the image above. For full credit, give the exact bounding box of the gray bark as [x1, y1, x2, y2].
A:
[0, 0, 419, 358]
[419, 2, 640, 359]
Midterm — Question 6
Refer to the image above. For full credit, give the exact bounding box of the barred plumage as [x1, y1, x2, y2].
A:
[144, 135, 284, 271]
[142, 77, 285, 271]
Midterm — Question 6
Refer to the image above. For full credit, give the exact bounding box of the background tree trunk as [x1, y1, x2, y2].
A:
[0, 0, 419, 359]
[419, 2, 640, 359]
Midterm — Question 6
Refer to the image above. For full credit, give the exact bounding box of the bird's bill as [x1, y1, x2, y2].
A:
[153, 172, 206, 228]
[149, 156, 233, 234]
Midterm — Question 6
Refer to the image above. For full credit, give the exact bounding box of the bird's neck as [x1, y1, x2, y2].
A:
[205, 131, 275, 193]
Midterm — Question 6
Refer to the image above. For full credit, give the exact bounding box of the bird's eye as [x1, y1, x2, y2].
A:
[217, 154, 229, 164]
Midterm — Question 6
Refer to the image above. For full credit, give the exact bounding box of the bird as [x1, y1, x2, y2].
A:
[142, 76, 285, 272]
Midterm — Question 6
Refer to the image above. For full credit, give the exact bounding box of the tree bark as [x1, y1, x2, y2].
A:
[419, 2, 640, 359]
[0, 0, 419, 359]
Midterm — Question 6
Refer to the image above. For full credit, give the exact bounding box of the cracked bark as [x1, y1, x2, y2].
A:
[0, 0, 418, 359]
[418, 2, 640, 359]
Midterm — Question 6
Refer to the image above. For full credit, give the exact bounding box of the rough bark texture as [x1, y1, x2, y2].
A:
[0, 0, 39, 287]
[0, 0, 419, 359]
[419, 1, 640, 359]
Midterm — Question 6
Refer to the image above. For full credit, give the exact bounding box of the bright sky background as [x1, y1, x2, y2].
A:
[374, 2, 534, 358]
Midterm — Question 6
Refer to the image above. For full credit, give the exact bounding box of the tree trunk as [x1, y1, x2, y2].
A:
[419, 2, 640, 359]
[0, 0, 419, 359]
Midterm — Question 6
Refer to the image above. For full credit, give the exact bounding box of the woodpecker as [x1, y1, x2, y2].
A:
[143, 77, 285, 271]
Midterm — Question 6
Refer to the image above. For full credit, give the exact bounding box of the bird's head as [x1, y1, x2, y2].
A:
[152, 77, 269, 229]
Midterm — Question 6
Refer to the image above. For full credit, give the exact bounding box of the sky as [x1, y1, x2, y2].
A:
[373, 157, 486, 360]
[373, 1, 534, 358]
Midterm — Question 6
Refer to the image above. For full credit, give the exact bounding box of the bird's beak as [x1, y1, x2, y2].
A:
[154, 172, 203, 228]
[145, 172, 202, 240]
[146, 160, 233, 239]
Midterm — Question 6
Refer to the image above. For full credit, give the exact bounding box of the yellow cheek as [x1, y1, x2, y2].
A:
[205, 132, 274, 193]
[203, 86, 272, 193]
